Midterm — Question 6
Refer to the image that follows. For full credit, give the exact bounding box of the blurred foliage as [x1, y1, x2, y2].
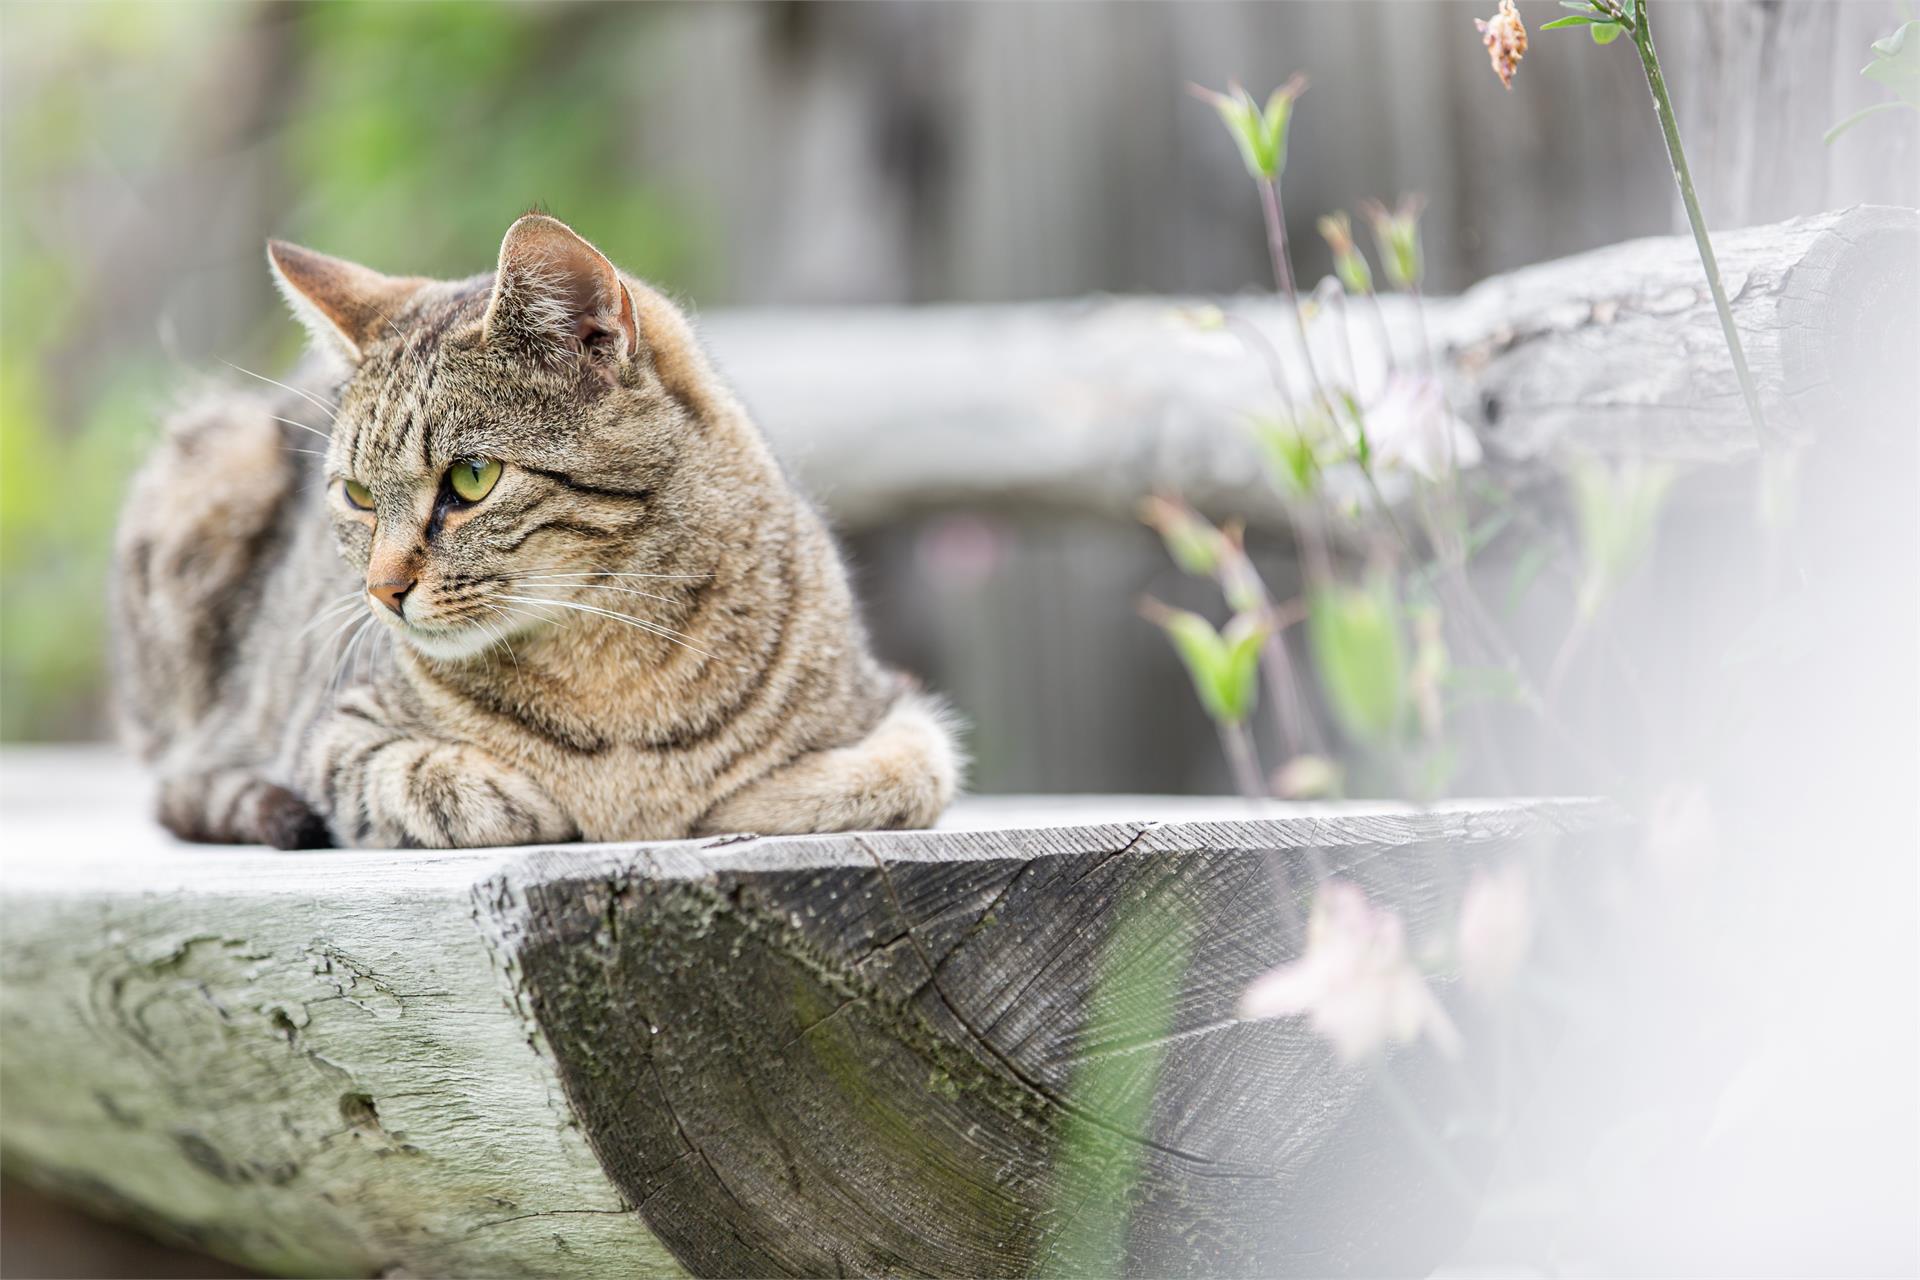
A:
[1043, 891, 1194, 1275]
[1306, 576, 1409, 750]
[0, 1, 710, 739]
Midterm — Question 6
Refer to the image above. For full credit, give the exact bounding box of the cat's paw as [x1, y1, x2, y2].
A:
[362, 743, 573, 849]
[155, 769, 332, 848]
[257, 784, 333, 850]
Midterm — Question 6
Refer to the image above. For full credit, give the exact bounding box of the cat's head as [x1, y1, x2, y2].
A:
[269, 214, 703, 662]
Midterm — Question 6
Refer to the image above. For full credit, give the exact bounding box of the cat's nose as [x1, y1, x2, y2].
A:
[369, 576, 416, 617]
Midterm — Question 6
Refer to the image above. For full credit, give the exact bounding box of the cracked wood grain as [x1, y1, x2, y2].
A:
[3, 751, 1620, 1277]
[497, 796, 1622, 1277]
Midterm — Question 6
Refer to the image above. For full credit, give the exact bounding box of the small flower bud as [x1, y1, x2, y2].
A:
[1190, 75, 1307, 182]
[1139, 494, 1223, 578]
[1359, 195, 1427, 291]
[1274, 754, 1343, 800]
[1215, 521, 1266, 616]
[1318, 212, 1375, 296]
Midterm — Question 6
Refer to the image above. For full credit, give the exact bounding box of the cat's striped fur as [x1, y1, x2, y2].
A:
[113, 213, 960, 849]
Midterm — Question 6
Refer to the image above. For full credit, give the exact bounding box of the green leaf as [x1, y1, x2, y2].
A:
[1141, 497, 1222, 576]
[1306, 580, 1407, 748]
[1863, 20, 1920, 107]
[1591, 22, 1624, 44]
[1205, 91, 1268, 180]
[1156, 608, 1266, 726]
[1541, 15, 1600, 29]
[1825, 20, 1920, 142]
[1571, 458, 1675, 619]
[1503, 542, 1553, 619]
[1337, 389, 1370, 470]
[1258, 86, 1297, 178]
[1220, 613, 1269, 722]
[1462, 507, 1515, 560]
[1248, 415, 1321, 497]
[1871, 18, 1916, 63]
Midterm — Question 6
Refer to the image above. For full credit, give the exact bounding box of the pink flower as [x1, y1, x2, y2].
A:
[1361, 373, 1483, 482]
[1241, 880, 1462, 1061]
[1456, 862, 1533, 995]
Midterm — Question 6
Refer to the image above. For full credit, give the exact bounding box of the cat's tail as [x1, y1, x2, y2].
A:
[694, 687, 967, 836]
[111, 385, 308, 764]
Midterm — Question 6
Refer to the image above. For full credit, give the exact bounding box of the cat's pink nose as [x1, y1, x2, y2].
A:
[369, 576, 415, 617]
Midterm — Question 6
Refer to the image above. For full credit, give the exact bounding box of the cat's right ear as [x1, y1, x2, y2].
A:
[266, 241, 428, 365]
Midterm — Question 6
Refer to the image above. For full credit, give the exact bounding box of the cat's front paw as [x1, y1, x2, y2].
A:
[257, 784, 333, 850]
[360, 743, 574, 849]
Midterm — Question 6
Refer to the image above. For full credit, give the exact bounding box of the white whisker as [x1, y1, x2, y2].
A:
[494, 601, 570, 631]
[309, 612, 365, 670]
[476, 607, 522, 677]
[268, 414, 333, 443]
[329, 616, 373, 693]
[499, 594, 718, 661]
[513, 579, 679, 607]
[499, 590, 703, 643]
[297, 594, 367, 639]
[500, 570, 713, 581]
[220, 359, 339, 422]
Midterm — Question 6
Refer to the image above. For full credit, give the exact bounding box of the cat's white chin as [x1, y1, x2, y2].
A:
[396, 619, 514, 663]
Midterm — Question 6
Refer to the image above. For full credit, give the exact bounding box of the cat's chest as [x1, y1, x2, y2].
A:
[533, 743, 716, 842]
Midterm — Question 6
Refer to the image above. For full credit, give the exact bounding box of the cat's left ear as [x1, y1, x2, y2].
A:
[266, 240, 429, 365]
[483, 214, 639, 371]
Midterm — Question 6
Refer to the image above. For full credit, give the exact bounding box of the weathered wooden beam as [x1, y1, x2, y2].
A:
[0, 750, 1620, 1277]
[701, 206, 1916, 529]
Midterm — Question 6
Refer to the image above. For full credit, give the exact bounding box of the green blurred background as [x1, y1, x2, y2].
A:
[2, 3, 712, 739]
[3, 0, 1908, 760]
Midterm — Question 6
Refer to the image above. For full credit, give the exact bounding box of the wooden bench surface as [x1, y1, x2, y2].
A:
[0, 747, 1617, 1277]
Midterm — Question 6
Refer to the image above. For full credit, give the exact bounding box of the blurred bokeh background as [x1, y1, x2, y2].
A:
[3, 0, 1911, 790]
[4, 4, 1917, 1277]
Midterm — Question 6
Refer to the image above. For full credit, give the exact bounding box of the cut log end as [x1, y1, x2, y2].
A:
[0, 752, 1624, 1278]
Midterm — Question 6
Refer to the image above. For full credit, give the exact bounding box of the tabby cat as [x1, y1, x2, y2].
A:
[113, 213, 960, 849]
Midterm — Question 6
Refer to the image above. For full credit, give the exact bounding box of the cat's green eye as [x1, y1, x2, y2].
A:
[448, 457, 502, 503]
[342, 479, 374, 510]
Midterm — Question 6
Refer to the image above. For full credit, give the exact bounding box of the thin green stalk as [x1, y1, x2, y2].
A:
[1257, 175, 1337, 419]
[1217, 315, 1328, 756]
[1631, 0, 1770, 449]
[1219, 719, 1268, 800]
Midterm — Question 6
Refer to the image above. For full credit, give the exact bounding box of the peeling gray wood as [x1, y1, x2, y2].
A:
[1, 748, 1620, 1277]
[0, 750, 680, 1279]
[701, 206, 1917, 530]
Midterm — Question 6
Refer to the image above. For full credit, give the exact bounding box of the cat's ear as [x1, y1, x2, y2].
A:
[266, 241, 428, 364]
[483, 213, 639, 370]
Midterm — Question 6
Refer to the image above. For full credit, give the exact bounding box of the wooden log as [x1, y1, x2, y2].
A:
[700, 205, 1916, 529]
[0, 749, 1620, 1277]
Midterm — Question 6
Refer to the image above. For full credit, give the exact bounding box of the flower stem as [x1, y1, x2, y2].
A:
[1257, 176, 1336, 418]
[1630, 0, 1770, 449]
[1219, 719, 1268, 800]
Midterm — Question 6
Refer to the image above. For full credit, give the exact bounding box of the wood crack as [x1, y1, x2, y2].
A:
[854, 833, 1231, 1172]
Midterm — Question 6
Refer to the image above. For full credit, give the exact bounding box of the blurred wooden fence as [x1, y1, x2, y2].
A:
[5, 0, 1913, 781]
